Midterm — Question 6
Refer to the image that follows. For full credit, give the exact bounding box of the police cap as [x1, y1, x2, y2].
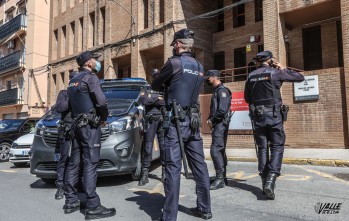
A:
[205, 70, 220, 79]
[254, 50, 273, 62]
[170, 28, 195, 46]
[76, 51, 101, 67]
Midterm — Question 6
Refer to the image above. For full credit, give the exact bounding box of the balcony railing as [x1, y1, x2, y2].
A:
[0, 87, 19, 106]
[0, 50, 25, 75]
[0, 14, 27, 42]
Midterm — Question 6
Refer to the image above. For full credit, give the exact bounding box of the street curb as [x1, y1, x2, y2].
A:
[205, 156, 349, 167]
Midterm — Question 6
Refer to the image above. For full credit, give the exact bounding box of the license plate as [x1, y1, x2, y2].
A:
[54, 153, 61, 162]
[22, 150, 29, 156]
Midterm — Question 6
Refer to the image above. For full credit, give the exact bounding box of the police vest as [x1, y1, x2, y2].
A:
[248, 68, 281, 106]
[67, 71, 95, 116]
[211, 85, 232, 117]
[166, 56, 204, 107]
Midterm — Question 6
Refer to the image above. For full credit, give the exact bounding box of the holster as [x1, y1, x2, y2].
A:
[281, 104, 289, 122]
[223, 111, 233, 126]
[162, 111, 173, 130]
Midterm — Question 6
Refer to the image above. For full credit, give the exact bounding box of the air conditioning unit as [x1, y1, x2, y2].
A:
[7, 40, 15, 49]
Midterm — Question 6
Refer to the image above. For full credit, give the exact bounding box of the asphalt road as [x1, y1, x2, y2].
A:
[0, 160, 348, 221]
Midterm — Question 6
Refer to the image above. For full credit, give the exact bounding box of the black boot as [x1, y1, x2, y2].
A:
[55, 182, 64, 200]
[161, 166, 166, 183]
[260, 175, 267, 195]
[63, 201, 80, 214]
[138, 168, 149, 186]
[189, 207, 213, 220]
[85, 206, 116, 220]
[264, 173, 277, 200]
[210, 173, 225, 190]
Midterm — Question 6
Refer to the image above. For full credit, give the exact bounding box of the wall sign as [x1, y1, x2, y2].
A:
[229, 91, 252, 130]
[294, 75, 319, 101]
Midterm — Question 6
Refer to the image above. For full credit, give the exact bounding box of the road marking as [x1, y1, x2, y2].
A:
[0, 169, 18, 173]
[294, 165, 349, 185]
[279, 174, 311, 181]
[225, 171, 310, 181]
[129, 182, 186, 198]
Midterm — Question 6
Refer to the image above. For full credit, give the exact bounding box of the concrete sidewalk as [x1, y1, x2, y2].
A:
[204, 148, 349, 167]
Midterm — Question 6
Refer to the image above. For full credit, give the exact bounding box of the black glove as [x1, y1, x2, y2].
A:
[190, 113, 201, 130]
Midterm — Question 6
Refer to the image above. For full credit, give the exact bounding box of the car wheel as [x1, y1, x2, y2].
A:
[13, 162, 28, 167]
[41, 178, 56, 184]
[0, 142, 11, 162]
[131, 153, 142, 181]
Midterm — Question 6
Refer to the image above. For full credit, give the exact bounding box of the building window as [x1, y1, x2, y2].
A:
[79, 17, 84, 51]
[89, 12, 96, 47]
[337, 21, 344, 67]
[17, 2, 27, 15]
[258, 44, 264, 53]
[70, 21, 75, 54]
[53, 29, 58, 59]
[6, 10, 14, 22]
[101, 7, 106, 44]
[233, 0, 245, 28]
[144, 0, 149, 29]
[302, 26, 323, 71]
[61, 26, 67, 57]
[60, 72, 65, 86]
[214, 52, 225, 70]
[118, 69, 124, 78]
[159, 0, 164, 23]
[7, 80, 11, 90]
[255, 0, 263, 22]
[234, 47, 247, 81]
[0, 19, 3, 26]
[217, 0, 224, 32]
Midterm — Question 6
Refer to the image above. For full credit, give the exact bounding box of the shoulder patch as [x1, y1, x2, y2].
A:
[221, 92, 227, 98]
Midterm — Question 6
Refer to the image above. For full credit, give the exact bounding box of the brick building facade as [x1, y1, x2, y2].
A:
[48, 0, 348, 148]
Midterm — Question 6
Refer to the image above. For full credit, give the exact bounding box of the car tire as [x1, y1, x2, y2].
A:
[13, 162, 28, 167]
[131, 153, 142, 181]
[0, 142, 11, 162]
[41, 178, 56, 184]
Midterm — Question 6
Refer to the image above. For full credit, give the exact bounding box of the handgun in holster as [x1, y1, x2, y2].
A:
[281, 105, 289, 122]
[162, 111, 172, 130]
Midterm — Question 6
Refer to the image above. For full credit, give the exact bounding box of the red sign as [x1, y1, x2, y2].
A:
[231, 91, 249, 111]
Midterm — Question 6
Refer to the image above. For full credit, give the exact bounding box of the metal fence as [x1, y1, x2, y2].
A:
[0, 50, 25, 75]
[0, 14, 27, 42]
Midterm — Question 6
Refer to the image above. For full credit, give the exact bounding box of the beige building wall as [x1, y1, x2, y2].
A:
[0, 0, 50, 119]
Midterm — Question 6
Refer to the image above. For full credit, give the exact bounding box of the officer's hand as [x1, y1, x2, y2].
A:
[207, 120, 212, 129]
[101, 121, 107, 127]
[274, 61, 285, 70]
[158, 96, 163, 100]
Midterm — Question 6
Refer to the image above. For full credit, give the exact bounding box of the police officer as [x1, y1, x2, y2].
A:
[138, 69, 166, 186]
[65, 51, 116, 219]
[205, 70, 232, 190]
[152, 29, 212, 221]
[244, 51, 304, 200]
[54, 72, 77, 200]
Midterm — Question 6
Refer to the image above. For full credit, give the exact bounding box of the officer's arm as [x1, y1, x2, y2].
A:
[55, 90, 69, 113]
[244, 79, 251, 104]
[213, 88, 231, 123]
[279, 69, 305, 82]
[151, 60, 173, 92]
[87, 75, 109, 121]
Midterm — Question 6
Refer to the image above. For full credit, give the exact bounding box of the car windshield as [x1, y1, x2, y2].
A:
[103, 87, 141, 116]
[0, 119, 25, 132]
[42, 108, 61, 120]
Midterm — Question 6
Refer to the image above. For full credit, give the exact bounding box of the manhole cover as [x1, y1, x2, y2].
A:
[334, 173, 349, 181]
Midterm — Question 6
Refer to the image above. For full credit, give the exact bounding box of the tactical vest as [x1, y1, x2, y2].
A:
[248, 68, 281, 106]
[67, 71, 95, 116]
[166, 56, 204, 107]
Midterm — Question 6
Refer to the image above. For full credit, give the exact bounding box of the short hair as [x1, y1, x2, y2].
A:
[177, 38, 194, 51]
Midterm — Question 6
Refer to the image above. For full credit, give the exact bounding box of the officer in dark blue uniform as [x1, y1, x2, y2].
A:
[244, 51, 304, 200]
[65, 51, 116, 219]
[138, 69, 166, 186]
[152, 29, 212, 221]
[54, 72, 78, 200]
[205, 70, 232, 190]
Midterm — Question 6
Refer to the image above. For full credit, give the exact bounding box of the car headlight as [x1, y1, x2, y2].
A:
[109, 116, 133, 134]
[11, 143, 18, 149]
[34, 120, 45, 136]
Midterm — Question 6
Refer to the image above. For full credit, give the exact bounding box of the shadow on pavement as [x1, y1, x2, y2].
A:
[125, 191, 164, 220]
[226, 179, 268, 201]
[30, 179, 56, 189]
[96, 175, 133, 187]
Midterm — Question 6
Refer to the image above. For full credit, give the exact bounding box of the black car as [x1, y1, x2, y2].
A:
[30, 78, 161, 183]
[0, 119, 38, 162]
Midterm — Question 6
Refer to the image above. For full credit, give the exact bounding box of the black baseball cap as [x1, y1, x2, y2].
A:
[254, 50, 273, 62]
[170, 28, 195, 46]
[205, 70, 220, 79]
[76, 51, 101, 66]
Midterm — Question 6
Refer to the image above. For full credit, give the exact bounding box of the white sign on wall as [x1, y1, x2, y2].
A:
[294, 75, 319, 101]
